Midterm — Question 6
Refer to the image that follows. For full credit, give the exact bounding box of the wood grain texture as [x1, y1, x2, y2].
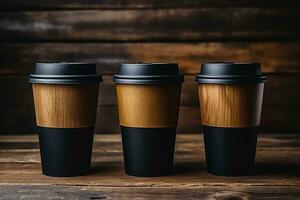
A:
[1, 0, 299, 9]
[32, 83, 99, 128]
[1, 106, 299, 134]
[116, 84, 181, 128]
[198, 83, 264, 128]
[1, 75, 300, 107]
[0, 3, 299, 136]
[1, 43, 300, 75]
[1, 42, 300, 75]
[1, 134, 300, 162]
[0, 8, 299, 42]
[1, 75, 300, 133]
[0, 185, 300, 200]
[0, 134, 299, 199]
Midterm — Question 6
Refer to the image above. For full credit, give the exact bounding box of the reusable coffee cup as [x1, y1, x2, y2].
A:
[29, 63, 102, 177]
[195, 62, 267, 176]
[114, 63, 184, 177]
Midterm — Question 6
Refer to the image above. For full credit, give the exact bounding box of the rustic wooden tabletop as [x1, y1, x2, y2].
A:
[0, 134, 299, 199]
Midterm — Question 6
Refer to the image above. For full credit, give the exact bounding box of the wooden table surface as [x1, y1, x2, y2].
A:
[0, 134, 299, 199]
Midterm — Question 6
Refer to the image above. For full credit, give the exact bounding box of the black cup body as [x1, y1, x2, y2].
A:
[121, 127, 176, 177]
[196, 62, 266, 176]
[114, 63, 184, 177]
[38, 127, 94, 177]
[203, 126, 258, 176]
[29, 63, 101, 177]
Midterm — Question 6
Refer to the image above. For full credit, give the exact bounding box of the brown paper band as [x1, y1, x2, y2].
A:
[116, 84, 181, 128]
[198, 83, 264, 128]
[33, 83, 99, 128]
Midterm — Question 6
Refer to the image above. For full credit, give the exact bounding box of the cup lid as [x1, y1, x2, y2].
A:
[195, 62, 267, 84]
[29, 62, 102, 84]
[113, 63, 184, 84]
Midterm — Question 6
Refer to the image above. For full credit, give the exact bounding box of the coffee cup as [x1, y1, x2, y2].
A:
[195, 62, 267, 176]
[29, 62, 102, 177]
[114, 63, 184, 177]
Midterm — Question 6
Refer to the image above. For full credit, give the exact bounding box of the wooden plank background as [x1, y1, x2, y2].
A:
[0, 134, 300, 199]
[0, 1, 299, 134]
[1, 134, 300, 199]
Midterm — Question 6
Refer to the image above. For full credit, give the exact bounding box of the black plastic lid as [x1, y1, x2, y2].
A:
[29, 62, 102, 84]
[195, 62, 267, 84]
[113, 63, 184, 84]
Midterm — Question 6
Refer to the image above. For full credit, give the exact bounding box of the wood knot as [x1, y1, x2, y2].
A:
[207, 191, 249, 200]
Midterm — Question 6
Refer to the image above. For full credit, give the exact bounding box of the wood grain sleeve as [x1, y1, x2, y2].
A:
[116, 84, 181, 128]
[32, 83, 99, 128]
[198, 83, 264, 128]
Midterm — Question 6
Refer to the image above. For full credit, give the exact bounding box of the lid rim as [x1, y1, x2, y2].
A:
[114, 79, 184, 84]
[113, 75, 184, 84]
[29, 78, 102, 84]
[195, 75, 267, 80]
[195, 62, 267, 84]
[29, 62, 102, 84]
[195, 75, 267, 84]
[114, 62, 183, 84]
[114, 74, 183, 78]
[195, 79, 267, 84]
[29, 74, 102, 79]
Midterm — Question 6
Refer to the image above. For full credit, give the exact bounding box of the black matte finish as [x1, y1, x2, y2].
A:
[113, 63, 184, 84]
[121, 126, 176, 177]
[37, 127, 94, 177]
[203, 125, 259, 176]
[195, 62, 267, 84]
[29, 62, 102, 84]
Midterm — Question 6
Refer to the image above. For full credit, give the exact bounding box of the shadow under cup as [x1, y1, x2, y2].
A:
[29, 63, 102, 177]
[114, 63, 184, 177]
[196, 62, 267, 176]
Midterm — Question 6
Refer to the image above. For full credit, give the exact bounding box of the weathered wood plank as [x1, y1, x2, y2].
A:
[1, 0, 299, 9]
[0, 134, 299, 199]
[0, 185, 300, 200]
[0, 9, 299, 42]
[1, 75, 299, 107]
[1, 134, 300, 148]
[1, 42, 300, 75]
[0, 144, 299, 163]
[0, 135, 299, 188]
[0, 106, 299, 134]
[1, 75, 299, 133]
[1, 154, 299, 179]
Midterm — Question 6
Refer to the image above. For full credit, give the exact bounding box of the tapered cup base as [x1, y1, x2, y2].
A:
[121, 126, 176, 177]
[37, 127, 94, 177]
[203, 125, 258, 176]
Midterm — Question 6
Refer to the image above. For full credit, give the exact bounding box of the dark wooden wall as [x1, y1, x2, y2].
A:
[0, 1, 300, 134]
